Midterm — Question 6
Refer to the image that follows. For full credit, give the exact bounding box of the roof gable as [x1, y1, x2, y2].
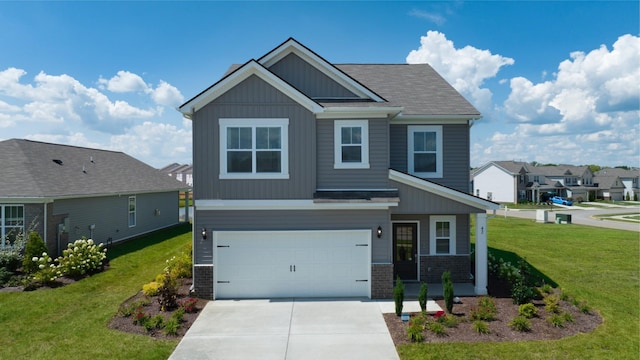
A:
[0, 139, 187, 199]
[178, 60, 323, 118]
[259, 38, 384, 102]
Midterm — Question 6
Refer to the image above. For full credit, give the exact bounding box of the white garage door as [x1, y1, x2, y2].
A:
[213, 230, 371, 299]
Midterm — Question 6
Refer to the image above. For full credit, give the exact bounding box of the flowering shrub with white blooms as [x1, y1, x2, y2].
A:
[56, 239, 107, 279]
[31, 238, 107, 282]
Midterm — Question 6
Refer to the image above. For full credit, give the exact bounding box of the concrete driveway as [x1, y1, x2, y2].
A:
[169, 298, 400, 360]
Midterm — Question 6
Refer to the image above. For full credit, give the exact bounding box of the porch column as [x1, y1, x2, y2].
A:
[474, 212, 488, 295]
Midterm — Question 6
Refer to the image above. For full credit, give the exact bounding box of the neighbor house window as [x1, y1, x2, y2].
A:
[219, 118, 289, 179]
[128, 196, 136, 227]
[334, 120, 369, 169]
[408, 125, 442, 178]
[1, 205, 24, 249]
[430, 215, 456, 255]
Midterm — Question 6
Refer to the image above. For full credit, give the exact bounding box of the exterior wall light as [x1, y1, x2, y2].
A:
[201, 228, 207, 240]
[377, 226, 383, 238]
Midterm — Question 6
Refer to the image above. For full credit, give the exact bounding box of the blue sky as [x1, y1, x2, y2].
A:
[0, 1, 638, 168]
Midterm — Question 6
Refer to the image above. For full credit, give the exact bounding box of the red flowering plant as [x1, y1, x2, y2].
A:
[179, 297, 198, 313]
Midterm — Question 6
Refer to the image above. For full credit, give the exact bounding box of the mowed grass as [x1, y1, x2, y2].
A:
[0, 224, 192, 360]
[398, 217, 639, 360]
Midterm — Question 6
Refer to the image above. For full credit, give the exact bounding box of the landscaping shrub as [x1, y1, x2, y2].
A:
[544, 295, 560, 314]
[442, 271, 454, 314]
[0, 229, 27, 273]
[31, 253, 58, 284]
[511, 277, 537, 305]
[393, 276, 404, 316]
[178, 297, 198, 313]
[508, 315, 531, 332]
[472, 320, 490, 334]
[157, 270, 178, 311]
[149, 314, 165, 329]
[165, 252, 192, 279]
[578, 301, 592, 314]
[518, 303, 538, 318]
[142, 281, 161, 296]
[407, 322, 424, 342]
[470, 296, 497, 321]
[56, 238, 107, 279]
[171, 308, 185, 323]
[133, 307, 150, 326]
[437, 314, 459, 327]
[427, 321, 447, 336]
[418, 282, 428, 312]
[563, 311, 574, 323]
[0, 267, 12, 284]
[22, 232, 47, 274]
[163, 318, 180, 336]
[539, 283, 553, 295]
[548, 313, 566, 328]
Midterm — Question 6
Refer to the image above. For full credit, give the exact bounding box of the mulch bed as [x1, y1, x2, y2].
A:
[383, 290, 602, 346]
[108, 277, 208, 339]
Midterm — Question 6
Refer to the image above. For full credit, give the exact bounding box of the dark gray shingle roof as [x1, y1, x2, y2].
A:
[0, 139, 187, 199]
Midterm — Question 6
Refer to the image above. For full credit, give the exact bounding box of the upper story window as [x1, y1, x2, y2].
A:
[408, 125, 442, 178]
[128, 196, 136, 227]
[334, 120, 369, 169]
[430, 215, 456, 255]
[0, 205, 24, 249]
[220, 118, 289, 179]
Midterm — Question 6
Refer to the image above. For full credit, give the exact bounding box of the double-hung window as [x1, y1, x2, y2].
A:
[220, 118, 289, 179]
[408, 125, 442, 178]
[1, 205, 24, 249]
[430, 215, 456, 255]
[334, 120, 369, 169]
[128, 196, 136, 227]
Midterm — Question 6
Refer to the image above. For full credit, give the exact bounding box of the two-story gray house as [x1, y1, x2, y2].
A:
[179, 38, 498, 300]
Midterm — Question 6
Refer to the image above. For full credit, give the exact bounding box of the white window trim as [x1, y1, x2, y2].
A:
[219, 118, 289, 179]
[429, 215, 456, 255]
[408, 125, 443, 178]
[334, 120, 370, 169]
[128, 196, 136, 228]
[0, 205, 24, 249]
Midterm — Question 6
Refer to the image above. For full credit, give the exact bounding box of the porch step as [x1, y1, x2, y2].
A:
[377, 299, 443, 314]
[400, 282, 477, 300]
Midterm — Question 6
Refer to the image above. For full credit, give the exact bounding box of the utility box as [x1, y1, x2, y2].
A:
[556, 213, 572, 224]
[536, 210, 548, 223]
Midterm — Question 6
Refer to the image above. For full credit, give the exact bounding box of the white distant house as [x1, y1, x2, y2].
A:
[160, 163, 193, 187]
[595, 168, 639, 200]
[471, 161, 529, 203]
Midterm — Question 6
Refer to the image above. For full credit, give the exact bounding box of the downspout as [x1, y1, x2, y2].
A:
[43, 202, 47, 247]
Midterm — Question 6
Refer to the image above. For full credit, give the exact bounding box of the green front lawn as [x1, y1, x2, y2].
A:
[399, 217, 639, 359]
[0, 224, 192, 360]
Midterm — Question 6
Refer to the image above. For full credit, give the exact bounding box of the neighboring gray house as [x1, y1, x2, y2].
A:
[0, 139, 189, 255]
[595, 168, 639, 200]
[179, 38, 498, 300]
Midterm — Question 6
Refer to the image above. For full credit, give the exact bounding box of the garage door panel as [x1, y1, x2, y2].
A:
[214, 230, 371, 299]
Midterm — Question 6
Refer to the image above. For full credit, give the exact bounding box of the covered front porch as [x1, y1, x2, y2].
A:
[401, 281, 477, 299]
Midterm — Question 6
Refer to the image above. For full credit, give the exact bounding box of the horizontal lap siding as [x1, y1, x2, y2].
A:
[317, 118, 389, 189]
[391, 214, 469, 255]
[390, 123, 470, 192]
[268, 53, 357, 98]
[193, 75, 316, 200]
[195, 209, 390, 265]
[390, 180, 483, 214]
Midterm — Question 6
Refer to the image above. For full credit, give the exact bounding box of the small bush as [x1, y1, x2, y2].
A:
[472, 320, 490, 334]
[442, 271, 454, 314]
[470, 296, 497, 321]
[393, 276, 404, 316]
[56, 238, 107, 279]
[157, 271, 178, 311]
[407, 322, 424, 342]
[179, 297, 198, 313]
[0, 267, 12, 284]
[539, 284, 553, 295]
[511, 278, 537, 305]
[22, 232, 47, 274]
[171, 308, 185, 323]
[149, 314, 165, 329]
[31, 253, 58, 284]
[548, 314, 565, 328]
[163, 318, 180, 336]
[166, 253, 192, 279]
[508, 315, 531, 332]
[437, 314, 459, 327]
[578, 301, 592, 314]
[427, 321, 447, 336]
[132, 307, 149, 326]
[142, 281, 161, 296]
[559, 291, 570, 301]
[418, 283, 428, 312]
[563, 311, 574, 323]
[518, 303, 538, 318]
[544, 295, 560, 314]
[0, 252, 21, 273]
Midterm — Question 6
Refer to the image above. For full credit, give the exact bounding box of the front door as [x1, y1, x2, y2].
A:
[393, 223, 418, 280]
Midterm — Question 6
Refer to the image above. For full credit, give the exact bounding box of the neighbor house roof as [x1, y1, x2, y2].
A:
[0, 139, 188, 199]
[595, 167, 640, 179]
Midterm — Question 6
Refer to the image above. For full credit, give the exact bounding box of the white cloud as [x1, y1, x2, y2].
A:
[151, 81, 184, 107]
[408, 9, 446, 25]
[406, 31, 514, 113]
[98, 70, 150, 93]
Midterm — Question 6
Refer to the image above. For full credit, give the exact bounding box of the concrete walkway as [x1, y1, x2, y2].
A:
[169, 298, 406, 360]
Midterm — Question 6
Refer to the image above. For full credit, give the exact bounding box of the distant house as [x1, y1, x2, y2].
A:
[160, 163, 193, 187]
[595, 168, 639, 200]
[472, 162, 597, 203]
[0, 139, 189, 255]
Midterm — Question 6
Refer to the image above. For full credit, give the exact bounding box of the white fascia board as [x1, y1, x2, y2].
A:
[389, 169, 499, 210]
[391, 114, 478, 124]
[179, 61, 323, 118]
[316, 106, 403, 119]
[195, 199, 397, 211]
[0, 197, 54, 204]
[259, 39, 384, 102]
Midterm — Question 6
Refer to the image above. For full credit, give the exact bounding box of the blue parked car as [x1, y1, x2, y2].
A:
[550, 196, 573, 206]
